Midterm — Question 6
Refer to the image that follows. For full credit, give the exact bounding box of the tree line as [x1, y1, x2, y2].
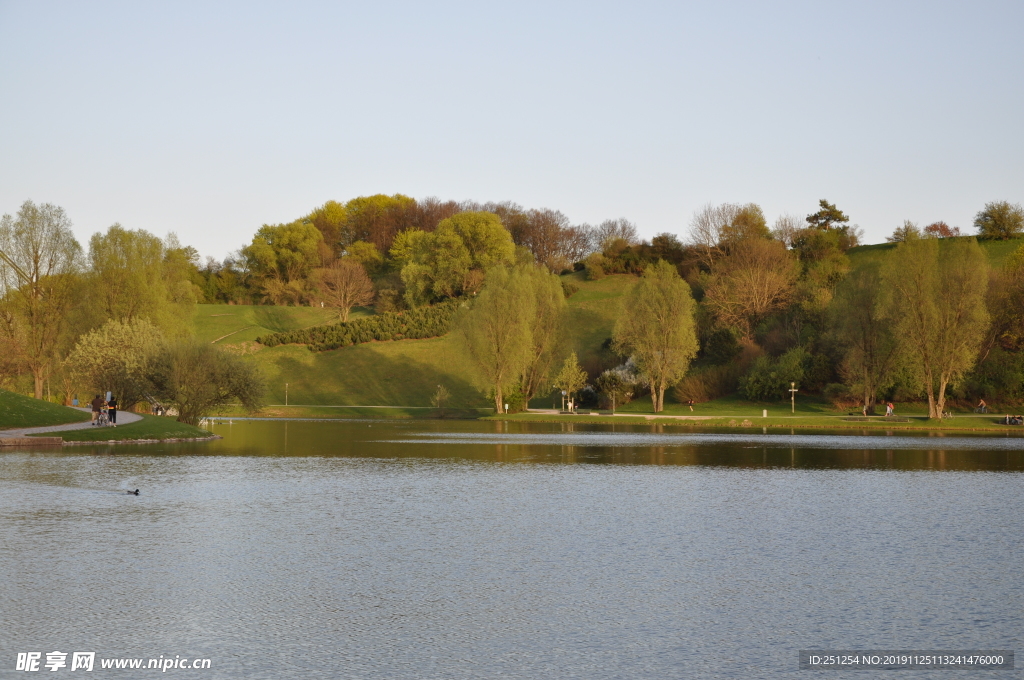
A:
[2, 193, 1023, 418]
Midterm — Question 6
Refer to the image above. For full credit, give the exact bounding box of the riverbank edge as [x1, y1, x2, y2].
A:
[59, 434, 223, 446]
[483, 412, 1024, 433]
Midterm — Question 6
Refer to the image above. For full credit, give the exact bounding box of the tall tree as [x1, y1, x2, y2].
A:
[974, 201, 1024, 240]
[0, 200, 83, 398]
[882, 238, 990, 418]
[88, 225, 195, 335]
[241, 219, 323, 304]
[519, 266, 568, 402]
[552, 351, 588, 407]
[458, 266, 536, 413]
[613, 260, 699, 412]
[829, 262, 898, 414]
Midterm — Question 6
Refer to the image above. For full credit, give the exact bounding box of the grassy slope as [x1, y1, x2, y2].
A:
[847, 235, 1024, 269]
[34, 413, 213, 442]
[0, 390, 91, 429]
[208, 273, 635, 410]
[193, 303, 371, 345]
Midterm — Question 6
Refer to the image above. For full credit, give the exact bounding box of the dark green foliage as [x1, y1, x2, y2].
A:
[805, 199, 850, 231]
[701, 327, 741, 365]
[560, 279, 580, 298]
[959, 347, 1024, 403]
[739, 347, 809, 401]
[257, 300, 460, 352]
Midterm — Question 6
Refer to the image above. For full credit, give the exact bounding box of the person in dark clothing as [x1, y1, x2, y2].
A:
[107, 396, 118, 426]
[90, 395, 103, 425]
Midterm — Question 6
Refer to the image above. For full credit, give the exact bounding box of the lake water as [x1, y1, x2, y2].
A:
[2, 420, 1022, 679]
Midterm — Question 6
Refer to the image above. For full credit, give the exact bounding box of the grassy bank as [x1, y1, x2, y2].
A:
[212, 405, 490, 420]
[0, 390, 90, 429]
[30, 414, 214, 442]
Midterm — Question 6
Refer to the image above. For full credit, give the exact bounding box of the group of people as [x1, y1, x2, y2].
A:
[89, 394, 118, 426]
[1005, 414, 1023, 426]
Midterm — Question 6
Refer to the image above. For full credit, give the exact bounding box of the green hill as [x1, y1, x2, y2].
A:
[193, 303, 371, 345]
[0, 389, 91, 429]
[211, 273, 634, 408]
[847, 235, 1024, 269]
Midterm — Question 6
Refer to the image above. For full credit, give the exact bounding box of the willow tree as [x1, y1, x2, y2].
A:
[829, 261, 898, 414]
[518, 265, 567, 403]
[458, 266, 536, 413]
[613, 260, 699, 412]
[0, 201, 83, 398]
[882, 237, 990, 419]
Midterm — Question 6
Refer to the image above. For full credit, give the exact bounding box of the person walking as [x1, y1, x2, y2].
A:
[107, 395, 118, 426]
[687, 399, 695, 412]
[90, 394, 104, 425]
[885, 401, 894, 417]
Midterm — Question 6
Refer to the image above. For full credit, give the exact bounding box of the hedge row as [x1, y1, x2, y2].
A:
[256, 300, 461, 352]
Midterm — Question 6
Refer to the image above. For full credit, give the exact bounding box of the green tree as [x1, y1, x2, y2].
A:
[0, 200, 83, 398]
[613, 260, 699, 412]
[829, 262, 898, 413]
[881, 238, 990, 418]
[519, 266, 567, 403]
[719, 203, 770, 244]
[87, 226, 196, 335]
[458, 266, 536, 413]
[65, 318, 164, 409]
[147, 339, 265, 425]
[806, 199, 850, 231]
[552, 351, 588, 408]
[241, 219, 323, 304]
[441, 211, 516, 270]
[973, 201, 1024, 240]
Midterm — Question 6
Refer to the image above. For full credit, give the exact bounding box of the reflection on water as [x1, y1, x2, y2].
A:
[2, 420, 1022, 679]
[190, 420, 1024, 471]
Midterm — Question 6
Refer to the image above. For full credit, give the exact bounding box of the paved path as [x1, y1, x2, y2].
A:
[0, 407, 142, 438]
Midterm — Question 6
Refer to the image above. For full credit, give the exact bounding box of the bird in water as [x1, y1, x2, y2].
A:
[127, 489, 139, 495]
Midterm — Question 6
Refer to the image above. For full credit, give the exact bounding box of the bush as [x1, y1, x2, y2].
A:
[560, 279, 579, 298]
[257, 299, 461, 352]
[674, 342, 761, 402]
[739, 347, 808, 401]
[584, 253, 606, 280]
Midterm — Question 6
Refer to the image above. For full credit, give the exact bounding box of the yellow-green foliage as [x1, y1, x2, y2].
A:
[0, 389, 90, 429]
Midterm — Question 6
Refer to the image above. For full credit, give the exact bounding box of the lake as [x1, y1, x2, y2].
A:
[2, 420, 1022, 679]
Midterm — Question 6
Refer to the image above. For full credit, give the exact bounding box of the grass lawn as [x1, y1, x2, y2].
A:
[32, 414, 213, 442]
[847, 235, 1024, 269]
[0, 390, 91, 429]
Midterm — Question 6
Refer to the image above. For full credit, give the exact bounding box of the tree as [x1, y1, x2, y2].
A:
[974, 201, 1024, 240]
[65, 318, 163, 410]
[552, 351, 588, 408]
[719, 204, 770, 244]
[431, 384, 451, 417]
[241, 219, 323, 304]
[703, 238, 799, 338]
[458, 266, 536, 413]
[881, 238, 990, 419]
[312, 259, 374, 321]
[0, 200, 83, 398]
[147, 339, 265, 425]
[806, 199, 850, 231]
[829, 262, 898, 414]
[518, 266, 567, 403]
[613, 260, 699, 412]
[886, 220, 921, 243]
[594, 218, 639, 249]
[87, 225, 195, 335]
[923, 221, 960, 238]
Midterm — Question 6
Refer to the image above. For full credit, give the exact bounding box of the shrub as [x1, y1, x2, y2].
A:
[739, 347, 809, 401]
[256, 299, 461, 352]
[674, 342, 761, 403]
[560, 279, 580, 298]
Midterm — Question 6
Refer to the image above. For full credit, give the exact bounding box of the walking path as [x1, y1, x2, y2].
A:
[0, 407, 142, 438]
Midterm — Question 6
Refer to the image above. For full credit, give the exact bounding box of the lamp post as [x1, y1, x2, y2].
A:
[285, 383, 288, 406]
[561, 390, 567, 412]
[789, 382, 797, 414]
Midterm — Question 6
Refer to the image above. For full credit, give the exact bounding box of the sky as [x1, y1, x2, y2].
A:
[1, 0, 1022, 260]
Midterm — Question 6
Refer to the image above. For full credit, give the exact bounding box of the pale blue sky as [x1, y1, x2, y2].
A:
[1, 0, 1021, 259]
